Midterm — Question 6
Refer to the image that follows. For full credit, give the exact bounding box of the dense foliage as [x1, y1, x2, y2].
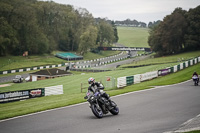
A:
[148, 6, 200, 56]
[0, 0, 118, 56]
[147, 20, 161, 28]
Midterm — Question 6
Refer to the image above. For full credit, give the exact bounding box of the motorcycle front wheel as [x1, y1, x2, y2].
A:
[91, 104, 103, 118]
[109, 101, 119, 115]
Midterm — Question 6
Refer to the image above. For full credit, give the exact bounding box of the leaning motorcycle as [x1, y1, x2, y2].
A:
[84, 90, 119, 118]
[192, 75, 199, 86]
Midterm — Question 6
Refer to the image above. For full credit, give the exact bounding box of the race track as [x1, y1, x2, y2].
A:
[0, 80, 200, 133]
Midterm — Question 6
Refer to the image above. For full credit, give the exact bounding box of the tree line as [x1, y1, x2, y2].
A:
[115, 19, 147, 27]
[0, 0, 118, 56]
[148, 6, 200, 56]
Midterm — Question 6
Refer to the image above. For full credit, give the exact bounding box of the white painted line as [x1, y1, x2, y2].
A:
[0, 79, 192, 123]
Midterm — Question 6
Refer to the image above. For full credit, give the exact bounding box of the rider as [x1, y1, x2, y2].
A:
[192, 71, 199, 82]
[87, 77, 114, 107]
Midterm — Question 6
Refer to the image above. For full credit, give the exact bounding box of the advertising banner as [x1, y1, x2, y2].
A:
[0, 88, 44, 103]
[140, 71, 158, 81]
[158, 68, 171, 76]
[98, 47, 151, 52]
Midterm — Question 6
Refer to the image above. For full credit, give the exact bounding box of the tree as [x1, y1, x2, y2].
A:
[0, 0, 118, 56]
[0, 17, 18, 56]
[97, 19, 115, 46]
[148, 8, 187, 56]
[184, 5, 200, 51]
[111, 21, 119, 43]
[148, 20, 161, 28]
[79, 25, 98, 55]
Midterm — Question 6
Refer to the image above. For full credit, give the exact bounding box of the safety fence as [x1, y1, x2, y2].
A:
[117, 56, 200, 88]
[0, 85, 63, 103]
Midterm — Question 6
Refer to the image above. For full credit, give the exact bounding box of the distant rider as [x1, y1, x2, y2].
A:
[192, 71, 199, 82]
[86, 77, 114, 107]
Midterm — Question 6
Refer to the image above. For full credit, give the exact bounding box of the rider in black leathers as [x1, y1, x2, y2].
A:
[87, 77, 113, 107]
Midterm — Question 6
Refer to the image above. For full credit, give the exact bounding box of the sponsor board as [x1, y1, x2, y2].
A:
[0, 88, 44, 103]
[158, 68, 171, 76]
[98, 47, 151, 52]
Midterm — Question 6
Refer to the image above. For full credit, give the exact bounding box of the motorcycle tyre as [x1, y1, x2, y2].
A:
[91, 104, 103, 118]
[109, 101, 119, 115]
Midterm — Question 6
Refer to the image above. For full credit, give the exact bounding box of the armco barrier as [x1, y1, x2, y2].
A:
[117, 56, 200, 88]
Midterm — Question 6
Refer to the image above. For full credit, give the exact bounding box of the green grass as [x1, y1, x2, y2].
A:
[0, 54, 65, 71]
[185, 131, 200, 133]
[117, 26, 149, 47]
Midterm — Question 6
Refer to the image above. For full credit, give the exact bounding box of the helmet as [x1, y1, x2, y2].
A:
[88, 77, 95, 84]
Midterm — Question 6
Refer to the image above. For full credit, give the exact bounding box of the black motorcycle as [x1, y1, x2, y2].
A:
[192, 76, 199, 86]
[84, 90, 119, 118]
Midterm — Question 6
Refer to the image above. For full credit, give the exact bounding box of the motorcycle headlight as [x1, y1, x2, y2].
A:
[91, 96, 94, 100]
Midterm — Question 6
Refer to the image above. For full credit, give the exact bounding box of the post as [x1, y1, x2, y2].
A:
[81, 83, 83, 93]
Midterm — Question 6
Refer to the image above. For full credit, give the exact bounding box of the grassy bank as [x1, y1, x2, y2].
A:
[117, 27, 149, 47]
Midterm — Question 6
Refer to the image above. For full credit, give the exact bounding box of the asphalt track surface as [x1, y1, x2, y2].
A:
[0, 80, 200, 133]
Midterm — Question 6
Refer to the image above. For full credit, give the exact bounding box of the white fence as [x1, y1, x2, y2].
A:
[45, 85, 63, 96]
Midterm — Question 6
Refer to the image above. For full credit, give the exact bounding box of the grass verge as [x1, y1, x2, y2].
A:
[117, 27, 149, 47]
[185, 131, 200, 133]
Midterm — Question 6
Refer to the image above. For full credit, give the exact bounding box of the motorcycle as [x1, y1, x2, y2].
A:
[84, 90, 119, 118]
[192, 75, 199, 86]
